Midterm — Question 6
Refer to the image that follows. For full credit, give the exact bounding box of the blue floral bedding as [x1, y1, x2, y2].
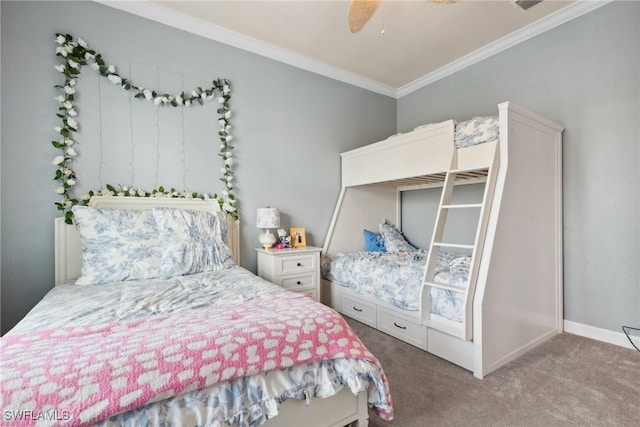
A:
[321, 251, 470, 322]
[6, 266, 392, 426]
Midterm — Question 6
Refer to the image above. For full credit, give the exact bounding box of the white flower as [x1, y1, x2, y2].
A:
[185, 100, 191, 106]
[154, 97, 162, 105]
[143, 89, 152, 100]
[66, 147, 77, 157]
[68, 59, 79, 69]
[55, 187, 65, 194]
[137, 189, 145, 196]
[55, 64, 66, 73]
[68, 109, 77, 117]
[224, 111, 232, 119]
[64, 138, 74, 146]
[77, 38, 88, 48]
[176, 95, 183, 105]
[64, 86, 75, 95]
[129, 189, 136, 196]
[122, 186, 129, 192]
[225, 125, 231, 132]
[68, 79, 76, 87]
[226, 175, 234, 182]
[223, 84, 230, 95]
[107, 74, 122, 85]
[117, 192, 125, 197]
[66, 179, 76, 186]
[64, 200, 73, 208]
[56, 34, 66, 45]
[226, 135, 233, 142]
[225, 158, 233, 166]
[67, 118, 78, 130]
[81, 194, 91, 201]
[54, 126, 62, 133]
[221, 168, 227, 174]
[201, 92, 207, 100]
[218, 119, 226, 127]
[55, 95, 65, 103]
[63, 168, 72, 176]
[227, 182, 233, 190]
[217, 97, 225, 103]
[84, 52, 95, 61]
[63, 101, 73, 109]
[91, 62, 100, 71]
[223, 202, 234, 212]
[222, 190, 229, 197]
[108, 65, 115, 73]
[52, 156, 65, 165]
[191, 90, 198, 97]
[64, 45, 73, 54]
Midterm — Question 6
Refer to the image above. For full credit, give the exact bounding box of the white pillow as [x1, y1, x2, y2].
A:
[152, 208, 234, 277]
[378, 220, 417, 253]
[72, 206, 162, 285]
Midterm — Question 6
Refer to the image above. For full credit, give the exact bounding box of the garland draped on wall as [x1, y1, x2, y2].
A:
[53, 33, 237, 223]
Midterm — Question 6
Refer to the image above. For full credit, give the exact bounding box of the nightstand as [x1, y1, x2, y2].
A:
[256, 246, 322, 301]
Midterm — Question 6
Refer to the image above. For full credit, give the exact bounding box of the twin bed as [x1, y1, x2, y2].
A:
[1, 198, 392, 426]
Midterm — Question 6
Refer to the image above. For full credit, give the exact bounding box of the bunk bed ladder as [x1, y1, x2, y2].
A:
[422, 144, 499, 341]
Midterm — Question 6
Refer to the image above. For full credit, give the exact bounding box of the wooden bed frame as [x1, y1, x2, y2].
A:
[54, 196, 370, 426]
[322, 102, 564, 379]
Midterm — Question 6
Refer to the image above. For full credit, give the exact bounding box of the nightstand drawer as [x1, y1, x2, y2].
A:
[277, 254, 317, 275]
[280, 273, 316, 290]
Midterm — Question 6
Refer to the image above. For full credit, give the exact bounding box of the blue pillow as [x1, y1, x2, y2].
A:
[364, 229, 386, 252]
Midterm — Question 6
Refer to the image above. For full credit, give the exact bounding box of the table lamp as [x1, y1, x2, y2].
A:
[256, 207, 280, 249]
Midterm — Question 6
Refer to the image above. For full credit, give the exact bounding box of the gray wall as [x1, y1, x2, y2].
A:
[0, 1, 396, 333]
[398, 1, 639, 333]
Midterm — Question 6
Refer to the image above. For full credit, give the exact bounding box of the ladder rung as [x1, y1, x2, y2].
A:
[424, 281, 466, 292]
[432, 242, 474, 249]
[441, 203, 482, 209]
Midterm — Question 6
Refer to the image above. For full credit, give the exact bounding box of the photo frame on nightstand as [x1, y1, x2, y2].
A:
[290, 227, 306, 248]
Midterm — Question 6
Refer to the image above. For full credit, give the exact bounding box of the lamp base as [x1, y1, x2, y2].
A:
[259, 229, 276, 249]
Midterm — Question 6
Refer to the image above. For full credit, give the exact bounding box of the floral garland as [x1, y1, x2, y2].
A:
[53, 33, 237, 224]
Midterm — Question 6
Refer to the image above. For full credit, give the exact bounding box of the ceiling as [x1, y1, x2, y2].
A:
[100, 0, 609, 97]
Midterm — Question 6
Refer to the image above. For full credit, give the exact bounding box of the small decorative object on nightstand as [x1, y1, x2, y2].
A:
[256, 207, 280, 249]
[256, 246, 322, 301]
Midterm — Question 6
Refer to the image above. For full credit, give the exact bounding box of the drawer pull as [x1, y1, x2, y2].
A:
[393, 322, 407, 330]
[296, 281, 301, 285]
[352, 306, 363, 312]
[297, 262, 302, 267]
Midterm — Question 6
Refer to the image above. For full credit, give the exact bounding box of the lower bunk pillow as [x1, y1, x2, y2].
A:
[321, 251, 469, 323]
[1, 267, 393, 426]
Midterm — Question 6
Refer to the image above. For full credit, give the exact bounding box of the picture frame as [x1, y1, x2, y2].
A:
[290, 227, 306, 248]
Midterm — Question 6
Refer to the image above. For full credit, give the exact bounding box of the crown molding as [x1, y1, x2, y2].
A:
[396, 0, 613, 98]
[94, 0, 397, 98]
[96, 0, 612, 100]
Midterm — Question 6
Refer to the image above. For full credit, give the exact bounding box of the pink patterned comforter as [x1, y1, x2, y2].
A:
[1, 292, 393, 426]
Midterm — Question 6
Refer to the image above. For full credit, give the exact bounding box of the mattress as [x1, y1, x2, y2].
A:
[2, 266, 393, 426]
[321, 251, 470, 322]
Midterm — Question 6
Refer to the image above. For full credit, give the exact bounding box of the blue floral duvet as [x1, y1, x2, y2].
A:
[321, 251, 471, 323]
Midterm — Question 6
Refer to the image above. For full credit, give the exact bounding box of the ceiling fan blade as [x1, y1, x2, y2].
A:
[348, 0, 381, 33]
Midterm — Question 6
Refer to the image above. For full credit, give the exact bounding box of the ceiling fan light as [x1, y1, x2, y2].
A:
[348, 0, 381, 33]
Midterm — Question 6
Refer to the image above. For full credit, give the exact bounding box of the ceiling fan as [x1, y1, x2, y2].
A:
[348, 0, 459, 33]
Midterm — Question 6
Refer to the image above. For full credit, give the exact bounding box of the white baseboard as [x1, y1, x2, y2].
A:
[563, 320, 635, 350]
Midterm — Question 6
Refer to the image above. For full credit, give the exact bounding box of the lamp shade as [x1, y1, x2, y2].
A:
[256, 207, 280, 229]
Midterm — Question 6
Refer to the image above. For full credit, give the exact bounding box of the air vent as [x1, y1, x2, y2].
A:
[514, 0, 543, 11]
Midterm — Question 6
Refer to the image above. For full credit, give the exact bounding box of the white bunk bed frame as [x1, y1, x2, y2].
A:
[54, 196, 369, 427]
[322, 102, 564, 379]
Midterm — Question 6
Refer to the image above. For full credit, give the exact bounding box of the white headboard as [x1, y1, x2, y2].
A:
[54, 196, 240, 285]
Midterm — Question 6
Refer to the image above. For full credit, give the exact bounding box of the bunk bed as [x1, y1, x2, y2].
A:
[321, 102, 563, 379]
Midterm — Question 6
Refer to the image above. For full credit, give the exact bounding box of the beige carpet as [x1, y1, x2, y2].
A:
[345, 318, 640, 427]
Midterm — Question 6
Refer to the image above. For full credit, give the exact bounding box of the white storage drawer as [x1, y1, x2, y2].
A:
[277, 254, 317, 275]
[342, 295, 376, 328]
[280, 273, 316, 290]
[427, 327, 473, 370]
[377, 308, 427, 350]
